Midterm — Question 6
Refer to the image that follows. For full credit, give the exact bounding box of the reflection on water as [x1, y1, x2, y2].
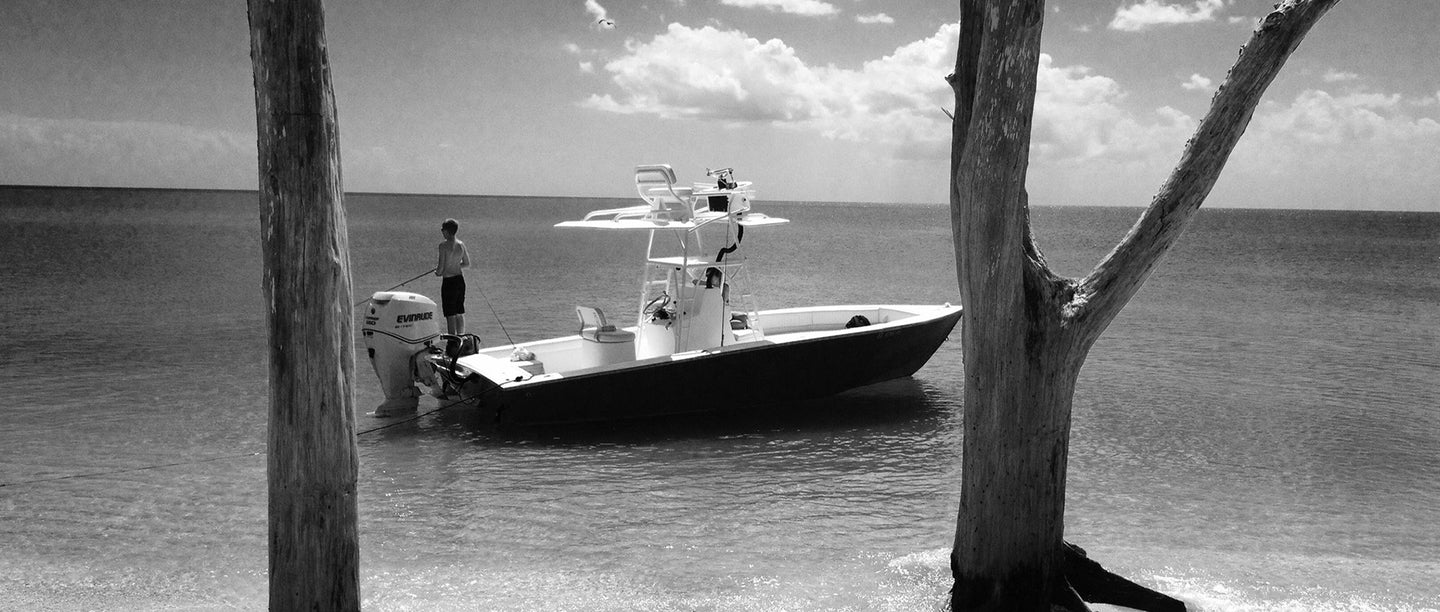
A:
[344, 374, 968, 611]
[1, 189, 1437, 610]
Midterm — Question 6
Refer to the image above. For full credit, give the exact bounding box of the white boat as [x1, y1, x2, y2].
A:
[362, 165, 961, 425]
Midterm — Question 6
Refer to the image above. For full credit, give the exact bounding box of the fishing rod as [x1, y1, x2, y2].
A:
[356, 267, 514, 346]
[474, 282, 515, 346]
[353, 267, 436, 308]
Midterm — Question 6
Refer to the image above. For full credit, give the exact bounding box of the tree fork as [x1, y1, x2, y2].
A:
[947, 1, 1341, 611]
[247, 0, 360, 609]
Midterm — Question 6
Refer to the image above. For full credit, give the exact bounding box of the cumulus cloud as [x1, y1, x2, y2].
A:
[578, 21, 1439, 208]
[856, 13, 894, 25]
[565, 42, 600, 74]
[1110, 0, 1225, 31]
[581, 24, 1200, 165]
[1228, 88, 1440, 208]
[582, 24, 826, 122]
[582, 23, 955, 158]
[719, 0, 839, 17]
[1248, 90, 1440, 150]
[1181, 73, 1213, 91]
[581, 21, 1440, 201]
[1030, 55, 1197, 165]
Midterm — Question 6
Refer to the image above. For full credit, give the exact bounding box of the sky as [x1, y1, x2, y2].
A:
[1, 0, 1436, 210]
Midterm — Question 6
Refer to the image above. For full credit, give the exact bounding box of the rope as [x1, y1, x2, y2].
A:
[0, 451, 264, 488]
[355, 384, 501, 436]
[2, 267, 513, 489]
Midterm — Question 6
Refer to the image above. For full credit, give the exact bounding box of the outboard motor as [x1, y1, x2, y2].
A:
[362, 291, 440, 416]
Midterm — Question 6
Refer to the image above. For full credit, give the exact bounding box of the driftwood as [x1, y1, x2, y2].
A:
[246, 0, 361, 609]
[946, 1, 1341, 610]
[1064, 542, 1185, 612]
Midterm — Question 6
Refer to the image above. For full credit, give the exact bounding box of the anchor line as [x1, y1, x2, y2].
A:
[354, 384, 502, 435]
[7, 266, 518, 489]
[0, 452, 262, 488]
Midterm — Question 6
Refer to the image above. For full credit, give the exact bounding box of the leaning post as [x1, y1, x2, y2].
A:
[245, 0, 361, 609]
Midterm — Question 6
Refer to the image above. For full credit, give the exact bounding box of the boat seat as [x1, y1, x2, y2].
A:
[577, 305, 635, 345]
[635, 164, 693, 222]
[576, 305, 615, 333]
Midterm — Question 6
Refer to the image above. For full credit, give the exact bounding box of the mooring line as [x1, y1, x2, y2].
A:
[0, 451, 263, 488]
[355, 386, 499, 436]
[3, 268, 508, 489]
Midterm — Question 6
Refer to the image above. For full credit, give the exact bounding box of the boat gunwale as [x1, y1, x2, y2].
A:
[457, 303, 960, 389]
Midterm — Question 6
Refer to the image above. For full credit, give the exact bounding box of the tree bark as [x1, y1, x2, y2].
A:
[946, 1, 1340, 610]
[247, 1, 360, 610]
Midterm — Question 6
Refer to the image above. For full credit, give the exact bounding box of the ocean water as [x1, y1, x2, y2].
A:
[0, 186, 1436, 611]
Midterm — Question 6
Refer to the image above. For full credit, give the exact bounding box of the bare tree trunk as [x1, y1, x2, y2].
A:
[946, 1, 1341, 610]
[246, 1, 360, 609]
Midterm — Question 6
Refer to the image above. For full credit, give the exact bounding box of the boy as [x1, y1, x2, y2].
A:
[435, 218, 471, 335]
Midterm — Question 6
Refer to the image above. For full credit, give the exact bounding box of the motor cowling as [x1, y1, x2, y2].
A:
[362, 291, 440, 416]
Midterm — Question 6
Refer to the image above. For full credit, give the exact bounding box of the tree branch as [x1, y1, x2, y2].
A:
[1070, 0, 1342, 343]
[947, 0, 985, 162]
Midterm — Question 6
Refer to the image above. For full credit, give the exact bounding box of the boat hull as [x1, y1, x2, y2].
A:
[450, 305, 960, 425]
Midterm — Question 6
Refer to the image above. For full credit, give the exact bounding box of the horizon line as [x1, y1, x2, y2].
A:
[1, 184, 1434, 214]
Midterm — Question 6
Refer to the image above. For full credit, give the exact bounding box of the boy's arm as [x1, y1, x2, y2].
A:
[460, 243, 471, 269]
[436, 243, 445, 276]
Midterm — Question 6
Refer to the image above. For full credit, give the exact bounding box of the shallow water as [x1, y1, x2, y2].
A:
[1, 187, 1437, 610]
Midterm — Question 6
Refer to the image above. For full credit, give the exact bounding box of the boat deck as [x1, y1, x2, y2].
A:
[460, 305, 951, 379]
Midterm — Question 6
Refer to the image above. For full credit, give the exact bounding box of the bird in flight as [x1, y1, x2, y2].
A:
[586, 0, 616, 29]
